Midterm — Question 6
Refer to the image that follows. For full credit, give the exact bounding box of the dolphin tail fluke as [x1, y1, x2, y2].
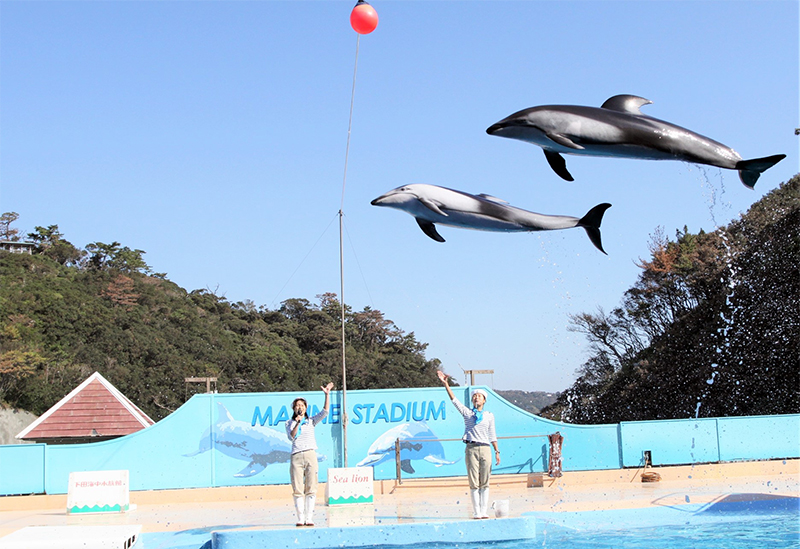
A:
[577, 203, 612, 255]
[736, 154, 786, 189]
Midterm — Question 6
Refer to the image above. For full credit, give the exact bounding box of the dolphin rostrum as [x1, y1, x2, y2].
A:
[486, 94, 785, 188]
[371, 183, 611, 254]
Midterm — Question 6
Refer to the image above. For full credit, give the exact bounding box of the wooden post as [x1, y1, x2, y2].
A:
[463, 369, 494, 386]
[184, 377, 218, 396]
[395, 438, 402, 485]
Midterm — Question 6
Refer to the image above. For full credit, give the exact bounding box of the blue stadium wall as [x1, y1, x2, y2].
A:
[1, 387, 797, 496]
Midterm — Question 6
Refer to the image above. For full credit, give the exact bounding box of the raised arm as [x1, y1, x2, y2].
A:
[437, 370, 456, 401]
[321, 382, 334, 411]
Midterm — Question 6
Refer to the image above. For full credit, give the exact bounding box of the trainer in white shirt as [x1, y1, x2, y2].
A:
[438, 370, 499, 519]
[285, 382, 334, 527]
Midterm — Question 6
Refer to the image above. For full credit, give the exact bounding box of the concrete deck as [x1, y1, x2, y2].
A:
[0, 459, 797, 548]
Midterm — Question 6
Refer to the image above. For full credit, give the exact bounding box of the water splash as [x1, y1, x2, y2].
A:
[534, 235, 572, 357]
[693, 170, 738, 421]
[561, 389, 575, 424]
[693, 165, 732, 227]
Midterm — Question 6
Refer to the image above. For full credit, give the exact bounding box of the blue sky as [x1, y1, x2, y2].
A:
[1, 1, 797, 393]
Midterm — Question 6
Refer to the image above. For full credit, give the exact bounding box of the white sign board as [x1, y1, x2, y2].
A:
[326, 466, 373, 505]
[67, 470, 130, 514]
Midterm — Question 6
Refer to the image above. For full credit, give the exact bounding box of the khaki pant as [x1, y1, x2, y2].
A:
[465, 443, 492, 490]
[290, 450, 318, 497]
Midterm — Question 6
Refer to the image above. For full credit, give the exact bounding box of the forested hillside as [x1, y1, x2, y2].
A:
[541, 176, 800, 423]
[3, 176, 798, 426]
[0, 220, 441, 420]
[496, 390, 558, 415]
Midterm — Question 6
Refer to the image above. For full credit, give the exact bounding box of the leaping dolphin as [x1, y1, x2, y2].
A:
[486, 94, 785, 188]
[371, 183, 611, 254]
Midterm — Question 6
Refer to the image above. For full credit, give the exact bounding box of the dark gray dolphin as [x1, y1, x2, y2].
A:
[371, 183, 611, 253]
[486, 94, 785, 188]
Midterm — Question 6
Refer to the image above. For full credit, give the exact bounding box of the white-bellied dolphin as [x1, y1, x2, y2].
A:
[371, 183, 611, 254]
[184, 403, 325, 478]
[486, 94, 786, 188]
[356, 421, 458, 474]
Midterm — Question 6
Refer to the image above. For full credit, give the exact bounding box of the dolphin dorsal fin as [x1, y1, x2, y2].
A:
[217, 402, 235, 423]
[601, 95, 652, 114]
[477, 194, 509, 204]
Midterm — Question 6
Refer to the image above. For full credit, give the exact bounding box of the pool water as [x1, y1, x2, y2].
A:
[369, 502, 799, 549]
[140, 495, 800, 549]
[365, 514, 798, 549]
[528, 513, 799, 549]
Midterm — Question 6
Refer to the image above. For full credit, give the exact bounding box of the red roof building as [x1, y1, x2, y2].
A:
[16, 372, 155, 444]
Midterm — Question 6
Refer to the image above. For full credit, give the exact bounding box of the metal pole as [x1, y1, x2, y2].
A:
[339, 209, 348, 468]
[337, 32, 361, 470]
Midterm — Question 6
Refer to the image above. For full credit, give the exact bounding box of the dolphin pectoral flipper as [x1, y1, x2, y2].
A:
[419, 197, 448, 216]
[400, 459, 416, 474]
[357, 454, 386, 468]
[423, 455, 459, 467]
[546, 132, 584, 150]
[543, 150, 575, 181]
[577, 203, 612, 255]
[416, 218, 446, 243]
[736, 154, 786, 189]
[235, 461, 267, 478]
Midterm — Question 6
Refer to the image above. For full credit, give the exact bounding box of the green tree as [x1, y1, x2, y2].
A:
[0, 212, 20, 241]
[544, 176, 800, 423]
[28, 225, 85, 266]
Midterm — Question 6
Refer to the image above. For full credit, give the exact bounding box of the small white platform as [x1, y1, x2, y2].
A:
[0, 525, 141, 549]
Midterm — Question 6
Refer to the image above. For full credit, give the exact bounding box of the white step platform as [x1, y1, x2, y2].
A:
[0, 525, 140, 549]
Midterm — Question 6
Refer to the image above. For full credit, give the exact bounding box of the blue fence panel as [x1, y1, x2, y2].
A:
[620, 418, 720, 467]
[0, 443, 45, 495]
[717, 414, 800, 462]
[44, 395, 214, 494]
[560, 424, 623, 471]
[2, 388, 798, 496]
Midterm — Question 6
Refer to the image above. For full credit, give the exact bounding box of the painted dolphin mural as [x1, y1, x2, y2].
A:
[371, 183, 611, 254]
[184, 402, 324, 478]
[356, 421, 458, 474]
[486, 94, 786, 188]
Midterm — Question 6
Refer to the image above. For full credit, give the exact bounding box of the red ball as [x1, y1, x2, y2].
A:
[350, 2, 378, 34]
